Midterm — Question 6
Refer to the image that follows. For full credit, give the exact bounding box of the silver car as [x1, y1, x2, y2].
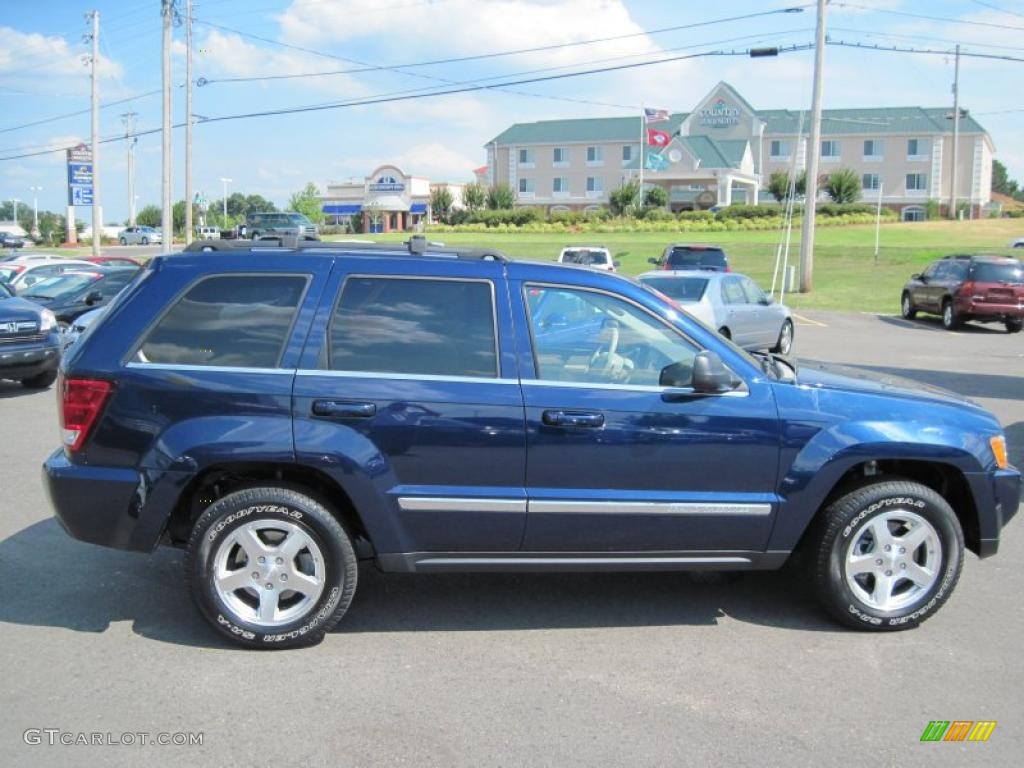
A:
[0, 258, 96, 294]
[119, 226, 163, 245]
[638, 270, 794, 354]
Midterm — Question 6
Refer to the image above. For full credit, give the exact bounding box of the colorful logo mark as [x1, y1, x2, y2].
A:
[920, 721, 997, 742]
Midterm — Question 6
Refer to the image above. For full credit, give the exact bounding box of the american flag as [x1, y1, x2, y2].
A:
[644, 107, 670, 123]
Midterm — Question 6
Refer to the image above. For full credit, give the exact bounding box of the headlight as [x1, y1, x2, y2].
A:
[39, 309, 57, 332]
[990, 435, 1008, 470]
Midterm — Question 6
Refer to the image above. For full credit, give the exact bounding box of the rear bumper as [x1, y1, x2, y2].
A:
[0, 338, 60, 381]
[43, 448, 192, 552]
[967, 467, 1022, 558]
[956, 298, 1024, 319]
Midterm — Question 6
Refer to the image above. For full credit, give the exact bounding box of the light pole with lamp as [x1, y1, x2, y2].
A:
[29, 186, 42, 238]
[219, 177, 232, 231]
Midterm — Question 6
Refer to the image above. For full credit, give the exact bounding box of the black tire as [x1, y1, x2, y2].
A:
[810, 479, 963, 631]
[185, 487, 358, 649]
[941, 299, 961, 330]
[1006, 318, 1023, 334]
[21, 369, 57, 389]
[718, 326, 731, 340]
[119, 237, 127, 246]
[251, 231, 260, 241]
[141, 236, 149, 245]
[900, 292, 917, 320]
[771, 319, 794, 355]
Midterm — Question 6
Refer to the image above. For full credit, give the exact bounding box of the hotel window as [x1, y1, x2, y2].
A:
[622, 144, 634, 163]
[553, 177, 570, 195]
[770, 140, 790, 159]
[863, 139, 884, 160]
[518, 177, 535, 194]
[862, 173, 881, 191]
[821, 140, 840, 160]
[553, 147, 569, 166]
[518, 148, 534, 166]
[586, 146, 604, 165]
[907, 138, 928, 160]
[586, 176, 603, 195]
[906, 173, 928, 192]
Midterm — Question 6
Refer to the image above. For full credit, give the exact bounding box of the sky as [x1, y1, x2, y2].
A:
[0, 0, 1022, 222]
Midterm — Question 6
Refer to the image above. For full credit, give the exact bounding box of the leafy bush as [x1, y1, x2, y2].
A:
[824, 168, 862, 204]
[643, 186, 668, 208]
[486, 184, 516, 210]
[715, 204, 785, 219]
[609, 181, 641, 216]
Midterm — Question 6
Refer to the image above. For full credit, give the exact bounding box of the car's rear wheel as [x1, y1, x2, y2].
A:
[900, 292, 917, 320]
[140, 236, 149, 245]
[810, 479, 963, 631]
[185, 486, 358, 649]
[771, 319, 794, 355]
[21, 370, 57, 389]
[941, 299, 961, 330]
[1006, 318, 1023, 334]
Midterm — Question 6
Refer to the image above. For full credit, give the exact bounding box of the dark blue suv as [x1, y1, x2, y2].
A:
[44, 238, 1020, 648]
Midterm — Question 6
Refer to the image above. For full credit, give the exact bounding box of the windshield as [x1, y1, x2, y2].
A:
[639, 275, 709, 302]
[970, 260, 1023, 283]
[0, 281, 12, 297]
[288, 214, 312, 225]
[0, 266, 20, 283]
[562, 249, 609, 265]
[667, 246, 727, 268]
[22, 273, 97, 300]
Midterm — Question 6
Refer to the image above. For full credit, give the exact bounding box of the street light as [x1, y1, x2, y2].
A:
[219, 177, 232, 229]
[29, 186, 42, 238]
[10, 198, 20, 227]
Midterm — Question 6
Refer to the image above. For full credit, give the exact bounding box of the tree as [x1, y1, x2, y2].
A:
[288, 182, 325, 224]
[644, 185, 668, 208]
[824, 167, 862, 204]
[462, 182, 486, 212]
[172, 200, 188, 234]
[136, 205, 161, 228]
[767, 170, 808, 202]
[486, 183, 515, 210]
[429, 187, 453, 223]
[992, 159, 1022, 200]
[609, 181, 640, 216]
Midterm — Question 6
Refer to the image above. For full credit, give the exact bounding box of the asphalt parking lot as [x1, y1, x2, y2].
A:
[1, 310, 1021, 767]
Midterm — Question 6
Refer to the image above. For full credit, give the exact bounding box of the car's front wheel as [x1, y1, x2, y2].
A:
[185, 487, 358, 649]
[119, 237, 127, 246]
[771, 319, 794, 355]
[811, 479, 963, 631]
[900, 292, 917, 320]
[1006, 318, 1023, 334]
[140, 236, 149, 245]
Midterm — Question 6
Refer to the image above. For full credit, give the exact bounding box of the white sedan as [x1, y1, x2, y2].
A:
[0, 258, 97, 294]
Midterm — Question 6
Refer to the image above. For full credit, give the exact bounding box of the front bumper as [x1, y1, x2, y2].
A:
[0, 338, 60, 381]
[43, 449, 192, 552]
[966, 467, 1022, 558]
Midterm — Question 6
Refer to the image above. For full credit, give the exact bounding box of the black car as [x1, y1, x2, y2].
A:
[0, 280, 62, 388]
[901, 254, 1024, 332]
[20, 265, 140, 325]
[649, 243, 730, 272]
[0, 232, 27, 249]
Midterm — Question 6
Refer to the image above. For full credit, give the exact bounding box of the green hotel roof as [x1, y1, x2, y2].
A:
[622, 136, 749, 170]
[488, 106, 986, 145]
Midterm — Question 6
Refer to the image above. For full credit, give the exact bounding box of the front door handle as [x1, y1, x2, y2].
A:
[542, 410, 605, 428]
[312, 400, 376, 419]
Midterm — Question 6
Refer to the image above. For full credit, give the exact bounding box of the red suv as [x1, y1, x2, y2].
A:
[901, 255, 1024, 333]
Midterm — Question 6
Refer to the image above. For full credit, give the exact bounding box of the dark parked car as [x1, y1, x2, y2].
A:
[0, 280, 61, 388]
[44, 238, 1019, 648]
[648, 243, 730, 272]
[901, 255, 1024, 332]
[245, 211, 319, 241]
[0, 231, 27, 249]
[21, 266, 140, 325]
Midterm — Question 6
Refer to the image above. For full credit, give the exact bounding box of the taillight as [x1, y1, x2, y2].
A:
[725, 265, 732, 272]
[958, 281, 975, 297]
[59, 374, 113, 453]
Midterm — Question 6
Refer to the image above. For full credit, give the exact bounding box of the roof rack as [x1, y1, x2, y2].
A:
[182, 234, 507, 261]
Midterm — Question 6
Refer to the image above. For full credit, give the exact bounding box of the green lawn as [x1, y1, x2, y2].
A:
[342, 218, 1022, 314]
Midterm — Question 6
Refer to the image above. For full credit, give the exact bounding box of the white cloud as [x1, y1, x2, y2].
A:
[0, 26, 122, 94]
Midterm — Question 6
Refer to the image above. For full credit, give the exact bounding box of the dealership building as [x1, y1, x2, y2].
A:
[320, 165, 465, 232]
[486, 82, 994, 220]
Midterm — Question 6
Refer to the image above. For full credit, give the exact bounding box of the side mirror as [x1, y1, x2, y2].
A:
[759, 296, 772, 305]
[691, 350, 739, 394]
[647, 257, 660, 265]
[85, 290, 102, 305]
[613, 260, 621, 268]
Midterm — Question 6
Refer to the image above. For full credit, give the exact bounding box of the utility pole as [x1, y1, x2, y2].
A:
[798, 0, 827, 293]
[89, 10, 101, 257]
[29, 187, 42, 237]
[11, 198, 20, 227]
[220, 177, 232, 229]
[121, 111, 138, 226]
[184, 0, 194, 244]
[161, 0, 174, 252]
[948, 44, 961, 220]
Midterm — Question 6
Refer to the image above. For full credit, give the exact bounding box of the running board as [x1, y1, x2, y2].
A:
[376, 551, 790, 573]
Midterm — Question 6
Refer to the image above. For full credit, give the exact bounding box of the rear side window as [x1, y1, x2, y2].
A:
[970, 260, 1023, 283]
[137, 275, 306, 367]
[329, 277, 497, 378]
[667, 247, 726, 268]
[721, 277, 746, 305]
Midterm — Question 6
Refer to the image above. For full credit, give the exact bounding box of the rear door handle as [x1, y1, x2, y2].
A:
[542, 410, 605, 428]
[312, 400, 376, 419]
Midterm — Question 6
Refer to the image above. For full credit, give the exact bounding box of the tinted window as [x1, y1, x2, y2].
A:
[970, 260, 1023, 283]
[639, 276, 708, 302]
[329, 277, 497, 378]
[96, 270, 138, 295]
[945, 261, 969, 281]
[921, 261, 940, 279]
[739, 277, 767, 304]
[23, 274, 98, 300]
[931, 262, 951, 280]
[139, 275, 306, 367]
[721, 277, 747, 305]
[666, 246, 727, 269]
[561, 249, 609, 265]
[525, 285, 698, 387]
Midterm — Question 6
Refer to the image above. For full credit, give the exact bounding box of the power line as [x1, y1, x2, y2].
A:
[829, 24, 1024, 52]
[827, 39, 1024, 63]
[968, 0, 1024, 20]
[835, 2, 1024, 32]
[193, 5, 813, 83]
[0, 90, 160, 135]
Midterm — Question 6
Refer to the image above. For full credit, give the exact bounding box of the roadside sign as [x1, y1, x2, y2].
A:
[66, 143, 93, 207]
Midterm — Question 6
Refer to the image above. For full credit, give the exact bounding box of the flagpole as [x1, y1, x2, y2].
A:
[638, 103, 644, 208]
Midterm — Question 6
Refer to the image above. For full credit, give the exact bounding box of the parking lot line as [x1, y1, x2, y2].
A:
[792, 313, 827, 327]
